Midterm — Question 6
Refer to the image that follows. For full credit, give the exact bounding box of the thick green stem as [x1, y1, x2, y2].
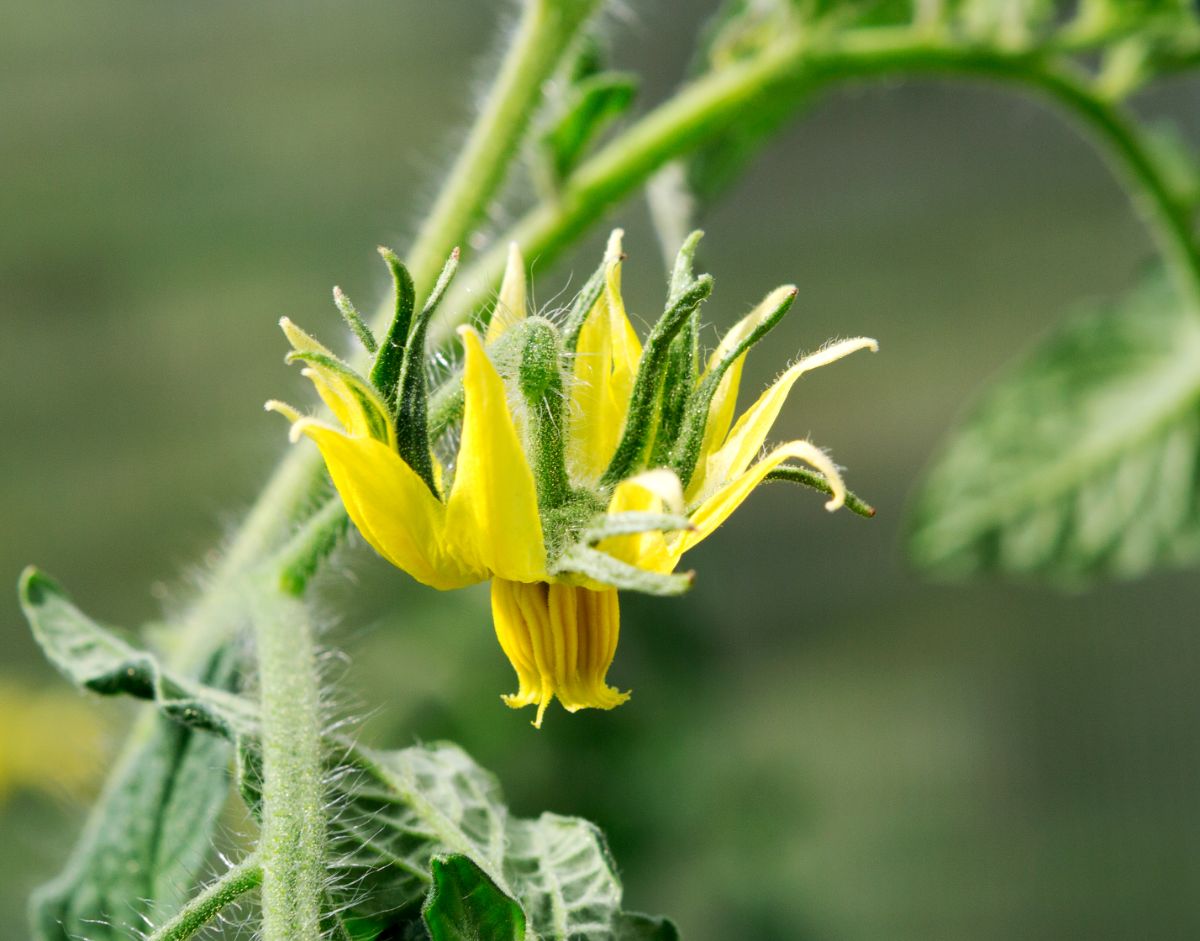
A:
[399, 0, 601, 305]
[147, 857, 263, 941]
[253, 590, 325, 941]
[431, 30, 1200, 345]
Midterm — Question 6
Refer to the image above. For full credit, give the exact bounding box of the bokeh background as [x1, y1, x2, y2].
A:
[4, 2, 1200, 939]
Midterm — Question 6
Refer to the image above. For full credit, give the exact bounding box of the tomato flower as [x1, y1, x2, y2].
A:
[269, 232, 876, 726]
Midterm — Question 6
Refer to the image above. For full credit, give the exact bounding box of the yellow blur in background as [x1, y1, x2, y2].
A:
[3, 2, 1200, 940]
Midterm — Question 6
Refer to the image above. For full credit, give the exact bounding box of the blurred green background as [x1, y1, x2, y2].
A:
[4, 2, 1200, 938]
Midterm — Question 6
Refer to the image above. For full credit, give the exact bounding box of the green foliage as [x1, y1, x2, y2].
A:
[423, 856, 526, 941]
[19, 569, 240, 941]
[21, 568, 675, 940]
[909, 272, 1200, 581]
[541, 72, 637, 184]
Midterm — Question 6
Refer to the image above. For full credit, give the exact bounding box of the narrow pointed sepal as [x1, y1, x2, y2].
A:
[600, 274, 713, 487]
[552, 545, 693, 596]
[369, 246, 417, 408]
[333, 286, 376, 354]
[394, 250, 460, 497]
[671, 284, 798, 490]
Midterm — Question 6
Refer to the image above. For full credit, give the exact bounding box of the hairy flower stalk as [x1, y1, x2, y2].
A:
[270, 231, 877, 726]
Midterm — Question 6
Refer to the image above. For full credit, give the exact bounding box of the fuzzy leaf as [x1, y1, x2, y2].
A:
[20, 568, 242, 941]
[423, 856, 527, 941]
[21, 570, 675, 938]
[908, 272, 1200, 582]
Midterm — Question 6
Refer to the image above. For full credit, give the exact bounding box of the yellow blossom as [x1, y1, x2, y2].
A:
[270, 232, 876, 726]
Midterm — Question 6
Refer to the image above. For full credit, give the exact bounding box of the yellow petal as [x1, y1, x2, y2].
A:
[600, 469, 686, 574]
[673, 439, 847, 560]
[491, 578, 629, 728]
[567, 235, 642, 483]
[280, 317, 394, 447]
[444, 328, 547, 581]
[485, 242, 526, 344]
[692, 337, 878, 503]
[290, 417, 478, 590]
[690, 286, 797, 498]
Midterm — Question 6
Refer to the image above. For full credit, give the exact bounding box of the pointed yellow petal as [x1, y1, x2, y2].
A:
[280, 317, 395, 446]
[485, 242, 526, 344]
[673, 439, 847, 560]
[492, 579, 629, 728]
[693, 337, 877, 502]
[264, 399, 302, 423]
[290, 418, 478, 590]
[690, 286, 798, 497]
[600, 469, 686, 574]
[567, 243, 643, 483]
[444, 328, 547, 581]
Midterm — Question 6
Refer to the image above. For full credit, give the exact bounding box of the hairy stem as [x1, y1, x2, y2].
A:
[400, 0, 602, 305]
[432, 29, 1200, 344]
[147, 857, 263, 941]
[254, 590, 325, 941]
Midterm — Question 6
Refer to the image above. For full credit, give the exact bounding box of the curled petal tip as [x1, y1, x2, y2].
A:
[824, 494, 846, 512]
[264, 399, 302, 423]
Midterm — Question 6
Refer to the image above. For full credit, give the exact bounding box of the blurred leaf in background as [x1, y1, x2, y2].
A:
[6, 1, 1200, 940]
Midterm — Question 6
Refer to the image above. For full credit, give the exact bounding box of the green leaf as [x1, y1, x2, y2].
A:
[543, 71, 637, 183]
[20, 568, 241, 941]
[908, 272, 1200, 582]
[423, 856, 527, 941]
[22, 572, 677, 938]
[20, 567, 257, 739]
[503, 814, 624, 940]
[615, 913, 681, 941]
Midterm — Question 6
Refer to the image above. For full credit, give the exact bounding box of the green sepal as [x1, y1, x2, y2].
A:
[285, 350, 393, 445]
[514, 318, 571, 509]
[396, 249, 460, 496]
[542, 71, 637, 184]
[579, 511, 694, 543]
[670, 285, 797, 488]
[333, 286, 377, 354]
[667, 229, 705, 306]
[552, 545, 693, 595]
[649, 232, 706, 464]
[561, 254, 608, 354]
[765, 465, 876, 518]
[369, 246, 416, 410]
[600, 274, 714, 487]
[422, 855, 526, 941]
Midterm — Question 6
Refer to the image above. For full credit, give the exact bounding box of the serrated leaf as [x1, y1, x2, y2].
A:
[908, 272, 1200, 582]
[20, 568, 242, 941]
[504, 815, 624, 940]
[22, 570, 676, 939]
[423, 856, 527, 941]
